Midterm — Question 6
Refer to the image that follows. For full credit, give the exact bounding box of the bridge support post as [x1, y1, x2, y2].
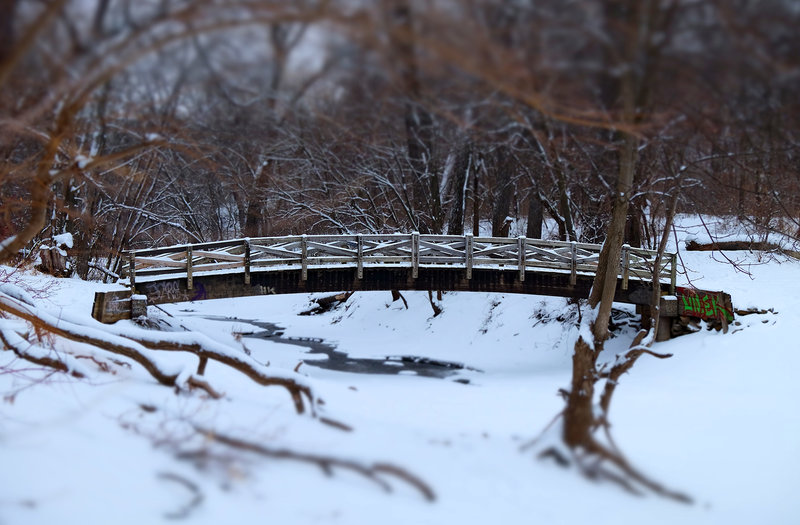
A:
[570, 241, 577, 285]
[465, 234, 473, 279]
[670, 253, 677, 295]
[357, 234, 363, 279]
[301, 234, 308, 281]
[657, 296, 678, 342]
[518, 236, 526, 282]
[128, 252, 136, 293]
[621, 243, 630, 290]
[411, 232, 419, 279]
[186, 245, 193, 290]
[92, 290, 147, 323]
[131, 295, 148, 318]
[244, 239, 251, 285]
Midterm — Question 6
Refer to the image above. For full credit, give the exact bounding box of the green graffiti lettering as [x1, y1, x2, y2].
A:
[703, 295, 715, 317]
[681, 295, 693, 312]
[678, 289, 734, 322]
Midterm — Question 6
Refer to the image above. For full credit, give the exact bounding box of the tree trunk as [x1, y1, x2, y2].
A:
[387, 0, 440, 233]
[244, 167, 271, 238]
[624, 208, 643, 248]
[491, 179, 514, 237]
[447, 143, 471, 235]
[0, 125, 66, 264]
[563, 338, 596, 448]
[556, 169, 576, 241]
[0, 0, 17, 63]
[471, 166, 481, 235]
[491, 147, 515, 237]
[526, 190, 543, 239]
[588, 132, 637, 342]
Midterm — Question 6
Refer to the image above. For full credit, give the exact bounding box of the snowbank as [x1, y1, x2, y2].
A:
[1, 226, 799, 524]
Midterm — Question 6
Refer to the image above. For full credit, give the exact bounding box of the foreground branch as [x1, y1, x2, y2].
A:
[194, 426, 436, 502]
[0, 292, 311, 412]
[0, 326, 85, 379]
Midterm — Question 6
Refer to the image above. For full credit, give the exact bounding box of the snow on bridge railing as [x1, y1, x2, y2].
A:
[120, 233, 677, 294]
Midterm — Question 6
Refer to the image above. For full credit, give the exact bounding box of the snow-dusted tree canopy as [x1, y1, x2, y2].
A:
[1, 0, 797, 267]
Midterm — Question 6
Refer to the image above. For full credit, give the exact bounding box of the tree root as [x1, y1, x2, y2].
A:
[533, 432, 692, 503]
[390, 290, 408, 309]
[580, 438, 693, 504]
[538, 447, 571, 468]
[427, 290, 443, 317]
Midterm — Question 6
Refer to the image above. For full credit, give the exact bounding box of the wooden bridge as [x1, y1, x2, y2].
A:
[93, 233, 683, 330]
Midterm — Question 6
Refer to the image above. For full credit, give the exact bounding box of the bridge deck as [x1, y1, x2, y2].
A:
[121, 233, 677, 304]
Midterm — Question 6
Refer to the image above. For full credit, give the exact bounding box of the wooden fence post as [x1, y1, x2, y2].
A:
[186, 245, 193, 290]
[621, 244, 630, 290]
[465, 233, 473, 280]
[301, 234, 308, 281]
[570, 241, 577, 285]
[357, 234, 363, 279]
[670, 252, 677, 295]
[244, 239, 251, 285]
[518, 236, 526, 282]
[411, 232, 419, 279]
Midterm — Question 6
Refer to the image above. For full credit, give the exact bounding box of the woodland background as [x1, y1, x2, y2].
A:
[1, 0, 797, 278]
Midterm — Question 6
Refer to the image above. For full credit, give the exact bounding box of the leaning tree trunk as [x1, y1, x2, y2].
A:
[562, 132, 637, 450]
[554, 1, 695, 501]
[588, 132, 638, 342]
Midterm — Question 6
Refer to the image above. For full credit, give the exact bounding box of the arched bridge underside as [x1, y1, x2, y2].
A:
[93, 234, 686, 327]
[134, 265, 665, 307]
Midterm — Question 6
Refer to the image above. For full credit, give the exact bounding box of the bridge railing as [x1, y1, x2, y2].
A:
[121, 233, 677, 294]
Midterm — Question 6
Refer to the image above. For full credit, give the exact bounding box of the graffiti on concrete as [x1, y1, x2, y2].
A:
[190, 283, 207, 302]
[146, 280, 182, 302]
[143, 281, 207, 303]
[141, 279, 282, 304]
[676, 286, 734, 322]
[106, 298, 130, 315]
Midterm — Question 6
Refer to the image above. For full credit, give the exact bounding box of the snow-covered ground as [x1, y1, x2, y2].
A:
[2, 218, 799, 524]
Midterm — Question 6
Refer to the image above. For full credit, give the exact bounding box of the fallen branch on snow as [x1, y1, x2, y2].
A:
[0, 325, 86, 379]
[685, 239, 800, 258]
[0, 291, 312, 413]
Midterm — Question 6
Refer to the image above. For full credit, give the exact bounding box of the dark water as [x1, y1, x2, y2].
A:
[197, 315, 480, 382]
